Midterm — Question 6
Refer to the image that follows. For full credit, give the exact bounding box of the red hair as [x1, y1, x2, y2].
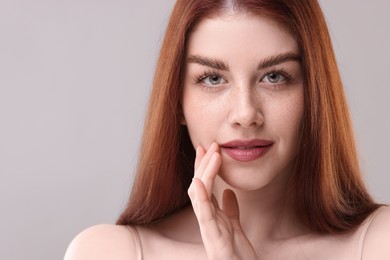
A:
[117, 0, 379, 233]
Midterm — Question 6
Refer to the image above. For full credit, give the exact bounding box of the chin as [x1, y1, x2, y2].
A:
[218, 165, 278, 192]
[218, 157, 296, 193]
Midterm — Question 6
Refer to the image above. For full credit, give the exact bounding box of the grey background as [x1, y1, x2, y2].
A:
[0, 1, 389, 259]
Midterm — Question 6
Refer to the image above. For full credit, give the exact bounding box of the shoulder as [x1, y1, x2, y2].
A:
[64, 224, 139, 260]
[362, 206, 390, 260]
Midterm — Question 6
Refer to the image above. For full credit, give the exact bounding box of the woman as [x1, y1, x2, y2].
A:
[65, 0, 390, 259]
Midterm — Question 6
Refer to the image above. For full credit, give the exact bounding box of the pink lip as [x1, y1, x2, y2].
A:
[220, 139, 273, 162]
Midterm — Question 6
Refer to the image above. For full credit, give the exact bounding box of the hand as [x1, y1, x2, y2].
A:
[188, 143, 258, 260]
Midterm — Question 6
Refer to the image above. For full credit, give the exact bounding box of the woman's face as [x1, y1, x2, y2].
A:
[182, 13, 304, 191]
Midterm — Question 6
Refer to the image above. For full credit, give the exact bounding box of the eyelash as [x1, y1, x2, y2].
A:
[262, 68, 292, 87]
[193, 69, 293, 89]
[193, 70, 221, 84]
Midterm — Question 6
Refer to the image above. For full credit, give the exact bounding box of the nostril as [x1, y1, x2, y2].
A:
[233, 115, 264, 128]
[228, 93, 264, 127]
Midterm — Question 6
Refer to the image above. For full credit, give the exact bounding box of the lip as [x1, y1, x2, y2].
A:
[220, 139, 273, 162]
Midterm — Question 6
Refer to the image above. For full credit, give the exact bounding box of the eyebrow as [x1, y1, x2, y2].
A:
[187, 52, 301, 71]
[257, 52, 301, 70]
[187, 55, 229, 70]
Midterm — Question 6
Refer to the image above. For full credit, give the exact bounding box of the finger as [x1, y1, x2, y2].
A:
[191, 178, 222, 239]
[201, 152, 221, 198]
[188, 146, 205, 198]
[194, 142, 218, 179]
[194, 146, 205, 171]
[189, 143, 219, 204]
[222, 189, 248, 241]
[222, 189, 240, 221]
[211, 193, 220, 209]
[212, 194, 233, 234]
[222, 190, 256, 259]
[187, 178, 196, 201]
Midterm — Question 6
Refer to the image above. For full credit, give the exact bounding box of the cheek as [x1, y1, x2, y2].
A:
[267, 90, 304, 140]
[182, 87, 227, 122]
[182, 92, 224, 147]
[282, 113, 303, 156]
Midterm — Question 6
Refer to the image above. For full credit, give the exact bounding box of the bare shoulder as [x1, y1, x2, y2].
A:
[362, 206, 390, 259]
[64, 224, 138, 260]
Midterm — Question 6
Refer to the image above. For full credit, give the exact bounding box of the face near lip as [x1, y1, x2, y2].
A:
[182, 12, 304, 191]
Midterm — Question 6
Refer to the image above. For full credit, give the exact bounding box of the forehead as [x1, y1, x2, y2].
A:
[187, 13, 298, 58]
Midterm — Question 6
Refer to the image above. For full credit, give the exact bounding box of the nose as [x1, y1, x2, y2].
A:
[228, 87, 264, 128]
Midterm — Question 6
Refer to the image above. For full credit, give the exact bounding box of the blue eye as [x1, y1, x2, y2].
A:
[195, 72, 227, 87]
[204, 75, 224, 85]
[263, 72, 286, 83]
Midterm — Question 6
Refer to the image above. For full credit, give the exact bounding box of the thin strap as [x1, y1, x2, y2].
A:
[127, 225, 143, 260]
[358, 207, 385, 260]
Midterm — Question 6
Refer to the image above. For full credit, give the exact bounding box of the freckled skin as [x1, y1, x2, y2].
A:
[182, 13, 304, 191]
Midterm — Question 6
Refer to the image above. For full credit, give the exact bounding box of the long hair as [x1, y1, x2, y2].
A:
[117, 0, 379, 233]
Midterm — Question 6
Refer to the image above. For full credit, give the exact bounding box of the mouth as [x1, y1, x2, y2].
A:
[220, 139, 273, 162]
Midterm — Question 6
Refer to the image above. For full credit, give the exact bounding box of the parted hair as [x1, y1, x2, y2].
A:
[117, 0, 379, 233]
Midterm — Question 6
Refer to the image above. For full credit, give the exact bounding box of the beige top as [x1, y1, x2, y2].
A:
[127, 207, 384, 260]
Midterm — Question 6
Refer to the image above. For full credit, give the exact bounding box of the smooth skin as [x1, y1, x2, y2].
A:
[64, 12, 390, 260]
